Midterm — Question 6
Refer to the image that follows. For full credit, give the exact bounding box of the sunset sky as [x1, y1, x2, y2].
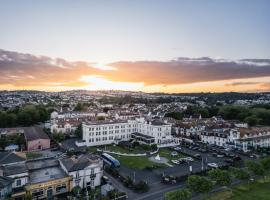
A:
[0, 0, 270, 93]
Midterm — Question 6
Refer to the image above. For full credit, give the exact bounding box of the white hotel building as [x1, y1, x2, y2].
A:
[80, 118, 177, 147]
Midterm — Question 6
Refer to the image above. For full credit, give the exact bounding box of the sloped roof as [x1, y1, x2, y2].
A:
[0, 152, 25, 165]
[23, 126, 49, 141]
[60, 154, 101, 172]
[0, 176, 13, 188]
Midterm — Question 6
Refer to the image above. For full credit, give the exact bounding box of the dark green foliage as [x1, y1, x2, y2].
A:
[187, 175, 213, 194]
[165, 188, 192, 200]
[246, 160, 265, 176]
[134, 180, 149, 192]
[74, 102, 84, 111]
[165, 112, 183, 120]
[208, 169, 232, 186]
[229, 167, 250, 180]
[52, 132, 66, 142]
[74, 123, 82, 138]
[0, 105, 49, 128]
[0, 134, 25, 149]
[244, 115, 260, 126]
[260, 157, 270, 171]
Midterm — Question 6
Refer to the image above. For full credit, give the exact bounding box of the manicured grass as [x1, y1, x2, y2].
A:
[116, 155, 166, 169]
[26, 152, 42, 159]
[87, 146, 98, 153]
[159, 148, 186, 160]
[207, 179, 270, 200]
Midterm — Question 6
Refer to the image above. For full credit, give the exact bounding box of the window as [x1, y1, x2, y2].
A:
[16, 179, 21, 186]
[56, 184, 67, 193]
[32, 189, 44, 198]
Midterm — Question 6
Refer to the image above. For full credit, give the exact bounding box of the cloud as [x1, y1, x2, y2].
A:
[0, 49, 270, 91]
[106, 57, 270, 85]
[0, 49, 101, 87]
[225, 82, 261, 86]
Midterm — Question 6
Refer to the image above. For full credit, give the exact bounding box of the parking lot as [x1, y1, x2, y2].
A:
[110, 142, 261, 192]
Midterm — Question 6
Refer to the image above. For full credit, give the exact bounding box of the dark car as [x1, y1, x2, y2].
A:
[194, 154, 201, 159]
[225, 159, 234, 164]
[233, 156, 242, 161]
[212, 153, 218, 157]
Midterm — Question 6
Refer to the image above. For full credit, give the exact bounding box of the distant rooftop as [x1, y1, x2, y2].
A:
[84, 120, 128, 126]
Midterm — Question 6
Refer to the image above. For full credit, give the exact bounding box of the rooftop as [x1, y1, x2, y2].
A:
[60, 153, 101, 172]
[29, 166, 68, 184]
[0, 152, 25, 166]
[0, 176, 13, 188]
[26, 158, 59, 171]
[84, 120, 128, 126]
[23, 126, 50, 141]
[2, 162, 28, 176]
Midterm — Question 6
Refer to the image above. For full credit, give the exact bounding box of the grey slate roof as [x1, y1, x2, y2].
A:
[0, 152, 25, 166]
[2, 163, 28, 176]
[23, 126, 50, 141]
[60, 154, 101, 172]
[0, 176, 13, 189]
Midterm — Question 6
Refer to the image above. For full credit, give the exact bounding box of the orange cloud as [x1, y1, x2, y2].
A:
[1, 49, 270, 92]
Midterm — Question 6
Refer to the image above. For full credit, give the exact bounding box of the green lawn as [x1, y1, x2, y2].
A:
[115, 155, 166, 169]
[207, 179, 270, 200]
[159, 148, 186, 160]
[26, 152, 43, 159]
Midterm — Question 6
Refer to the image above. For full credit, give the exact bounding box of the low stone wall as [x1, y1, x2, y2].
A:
[97, 148, 159, 157]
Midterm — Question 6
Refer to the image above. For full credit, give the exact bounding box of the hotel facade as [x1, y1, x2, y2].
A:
[80, 118, 177, 147]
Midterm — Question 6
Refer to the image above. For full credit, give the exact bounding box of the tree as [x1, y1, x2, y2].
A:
[164, 112, 183, 120]
[17, 111, 32, 126]
[97, 116, 105, 120]
[244, 115, 260, 126]
[165, 188, 192, 200]
[0, 136, 8, 149]
[134, 180, 149, 192]
[74, 102, 84, 111]
[52, 132, 66, 142]
[72, 186, 82, 196]
[246, 160, 265, 176]
[187, 175, 213, 194]
[260, 157, 270, 171]
[208, 169, 231, 186]
[229, 167, 250, 180]
[74, 124, 83, 138]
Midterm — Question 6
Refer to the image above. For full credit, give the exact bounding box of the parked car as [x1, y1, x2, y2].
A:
[184, 157, 194, 162]
[212, 153, 218, 157]
[174, 147, 181, 151]
[208, 163, 218, 168]
[217, 154, 224, 158]
[233, 155, 242, 161]
[225, 159, 234, 164]
[171, 151, 178, 156]
[171, 160, 180, 165]
[194, 154, 201, 159]
[178, 158, 187, 164]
